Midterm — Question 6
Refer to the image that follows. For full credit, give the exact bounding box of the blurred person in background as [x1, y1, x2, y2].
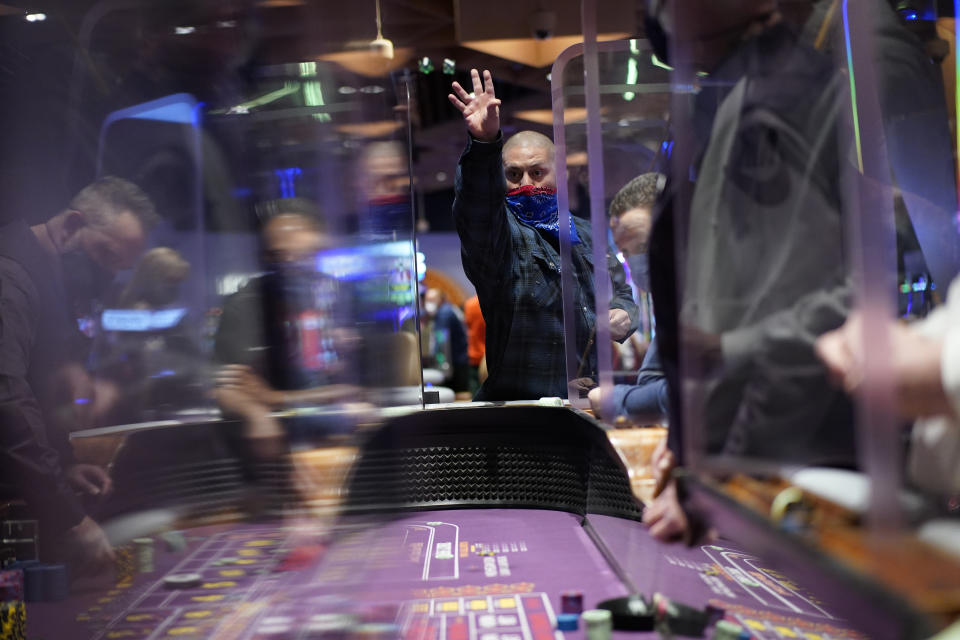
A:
[464, 294, 486, 395]
[422, 288, 470, 395]
[589, 173, 668, 423]
[214, 199, 357, 510]
[0, 176, 158, 576]
[89, 247, 196, 426]
[642, 0, 863, 542]
[817, 281, 960, 496]
[358, 140, 413, 236]
[449, 68, 638, 400]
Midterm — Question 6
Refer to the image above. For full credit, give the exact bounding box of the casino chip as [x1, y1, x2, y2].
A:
[163, 573, 202, 590]
[582, 609, 612, 640]
[557, 613, 579, 631]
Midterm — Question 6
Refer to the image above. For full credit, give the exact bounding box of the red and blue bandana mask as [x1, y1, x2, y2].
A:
[505, 185, 581, 245]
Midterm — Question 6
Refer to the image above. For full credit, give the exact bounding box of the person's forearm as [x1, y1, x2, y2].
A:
[0, 391, 86, 534]
[453, 134, 511, 290]
[271, 384, 359, 408]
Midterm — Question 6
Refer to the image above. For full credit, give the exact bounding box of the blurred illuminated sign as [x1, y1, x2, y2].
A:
[102, 308, 188, 332]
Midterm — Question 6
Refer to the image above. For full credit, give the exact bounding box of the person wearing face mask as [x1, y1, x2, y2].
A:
[213, 201, 359, 511]
[588, 174, 669, 422]
[448, 69, 639, 401]
[0, 176, 158, 577]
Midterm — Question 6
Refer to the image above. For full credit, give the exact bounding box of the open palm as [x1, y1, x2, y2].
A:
[449, 68, 501, 142]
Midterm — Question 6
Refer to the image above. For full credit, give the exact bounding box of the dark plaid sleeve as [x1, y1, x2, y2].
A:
[452, 133, 513, 298]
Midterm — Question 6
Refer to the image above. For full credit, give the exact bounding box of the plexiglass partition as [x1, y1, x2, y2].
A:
[553, 38, 672, 416]
[0, 3, 423, 626]
[570, 0, 960, 545]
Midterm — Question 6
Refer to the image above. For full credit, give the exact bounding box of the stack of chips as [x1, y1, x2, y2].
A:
[556, 614, 579, 631]
[582, 609, 612, 640]
[711, 619, 746, 640]
[560, 591, 584, 614]
[159, 531, 187, 553]
[133, 538, 154, 573]
[0, 601, 25, 640]
[115, 545, 135, 584]
[0, 571, 23, 602]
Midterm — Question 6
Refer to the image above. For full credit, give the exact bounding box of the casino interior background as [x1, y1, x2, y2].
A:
[2, 0, 960, 639]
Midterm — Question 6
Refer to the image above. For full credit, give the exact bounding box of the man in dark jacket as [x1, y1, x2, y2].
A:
[448, 69, 639, 400]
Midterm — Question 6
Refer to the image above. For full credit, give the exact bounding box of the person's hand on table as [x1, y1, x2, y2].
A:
[587, 386, 608, 418]
[449, 68, 501, 142]
[643, 480, 690, 542]
[216, 365, 282, 408]
[815, 312, 952, 419]
[609, 308, 632, 342]
[214, 386, 268, 418]
[66, 463, 113, 497]
[680, 324, 722, 373]
[66, 516, 115, 580]
[651, 437, 675, 498]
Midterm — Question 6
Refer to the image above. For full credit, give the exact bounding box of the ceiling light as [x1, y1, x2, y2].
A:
[338, 86, 357, 95]
[368, 0, 395, 59]
[514, 107, 604, 125]
[24, 12, 46, 21]
[360, 85, 385, 94]
[335, 120, 403, 138]
[457, 0, 634, 68]
[175, 26, 196, 35]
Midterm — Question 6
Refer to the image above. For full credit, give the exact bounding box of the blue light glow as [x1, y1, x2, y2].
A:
[275, 167, 302, 198]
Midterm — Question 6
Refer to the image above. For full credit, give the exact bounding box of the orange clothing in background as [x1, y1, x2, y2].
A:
[464, 295, 485, 366]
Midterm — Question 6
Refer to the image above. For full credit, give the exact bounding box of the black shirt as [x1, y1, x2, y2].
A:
[0, 218, 86, 533]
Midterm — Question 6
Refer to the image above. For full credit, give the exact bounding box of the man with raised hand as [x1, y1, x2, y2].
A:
[449, 68, 638, 401]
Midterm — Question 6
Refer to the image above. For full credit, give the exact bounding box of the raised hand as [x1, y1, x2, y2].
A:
[448, 69, 501, 142]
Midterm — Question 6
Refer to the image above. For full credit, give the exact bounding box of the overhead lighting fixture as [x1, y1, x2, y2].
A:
[369, 0, 394, 59]
[319, 48, 413, 77]
[315, 0, 406, 76]
[457, 0, 634, 68]
[359, 85, 385, 94]
[24, 12, 46, 21]
[335, 120, 403, 138]
[514, 107, 604, 125]
[174, 26, 196, 35]
[338, 86, 357, 95]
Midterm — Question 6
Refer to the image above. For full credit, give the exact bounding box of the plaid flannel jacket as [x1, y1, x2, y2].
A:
[453, 134, 638, 400]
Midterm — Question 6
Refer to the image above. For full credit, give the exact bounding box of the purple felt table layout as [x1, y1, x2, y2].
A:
[26, 509, 865, 639]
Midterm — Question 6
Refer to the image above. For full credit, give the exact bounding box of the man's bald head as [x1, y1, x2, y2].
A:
[502, 130, 557, 191]
[503, 130, 554, 158]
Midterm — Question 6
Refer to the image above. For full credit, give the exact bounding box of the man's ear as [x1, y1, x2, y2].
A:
[62, 210, 87, 241]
